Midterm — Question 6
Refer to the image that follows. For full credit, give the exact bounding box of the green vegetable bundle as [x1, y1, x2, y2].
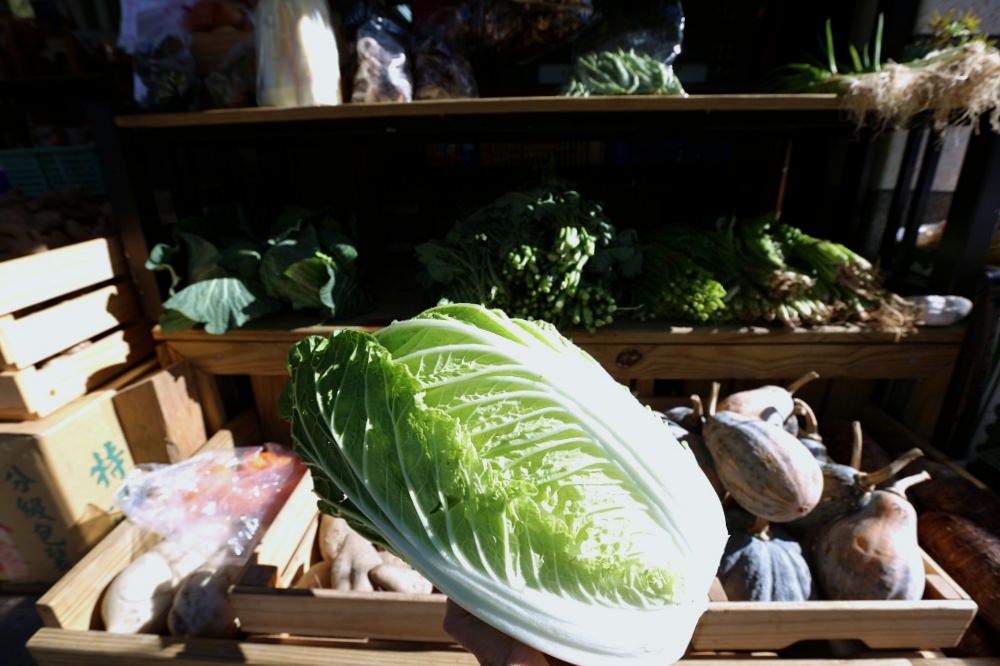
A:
[565, 49, 685, 97]
[776, 12, 1000, 133]
[634, 215, 918, 334]
[417, 181, 640, 331]
[147, 207, 364, 334]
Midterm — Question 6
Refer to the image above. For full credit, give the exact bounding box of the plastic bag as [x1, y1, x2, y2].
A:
[578, 0, 684, 66]
[563, 0, 685, 96]
[413, 6, 478, 100]
[115, 446, 302, 564]
[204, 33, 256, 108]
[466, 0, 595, 60]
[347, 3, 414, 104]
[120, 0, 200, 110]
[256, 0, 343, 107]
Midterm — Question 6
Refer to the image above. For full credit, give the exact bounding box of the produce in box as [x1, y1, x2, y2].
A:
[281, 304, 727, 666]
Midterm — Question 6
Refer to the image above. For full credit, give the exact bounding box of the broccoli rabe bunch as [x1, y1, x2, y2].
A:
[418, 182, 640, 331]
[633, 242, 729, 323]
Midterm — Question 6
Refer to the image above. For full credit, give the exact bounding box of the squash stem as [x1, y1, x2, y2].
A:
[857, 448, 924, 487]
[690, 394, 704, 421]
[887, 471, 931, 497]
[750, 515, 771, 540]
[795, 398, 821, 438]
[849, 421, 864, 470]
[787, 371, 820, 395]
[708, 382, 721, 416]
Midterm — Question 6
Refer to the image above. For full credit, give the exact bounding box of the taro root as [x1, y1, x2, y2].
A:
[717, 371, 819, 427]
[907, 459, 1000, 538]
[718, 511, 814, 601]
[703, 411, 823, 523]
[814, 472, 929, 600]
[919, 512, 1000, 633]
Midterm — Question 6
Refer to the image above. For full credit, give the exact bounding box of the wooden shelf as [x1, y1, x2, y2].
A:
[155, 321, 965, 380]
[116, 94, 845, 129]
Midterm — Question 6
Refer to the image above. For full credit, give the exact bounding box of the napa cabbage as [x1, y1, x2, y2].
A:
[281, 304, 727, 666]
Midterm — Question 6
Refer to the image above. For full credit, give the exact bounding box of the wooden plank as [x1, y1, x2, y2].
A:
[234, 589, 451, 643]
[905, 367, 956, 439]
[0, 282, 140, 369]
[27, 628, 477, 666]
[164, 339, 962, 381]
[35, 521, 160, 630]
[583, 343, 960, 381]
[0, 323, 154, 420]
[253, 471, 317, 577]
[251, 375, 290, 445]
[193, 370, 227, 433]
[154, 322, 966, 346]
[0, 238, 128, 316]
[194, 409, 261, 455]
[112, 362, 207, 463]
[115, 95, 846, 129]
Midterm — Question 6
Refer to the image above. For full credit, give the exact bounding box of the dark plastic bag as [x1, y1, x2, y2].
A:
[122, 1, 200, 110]
[343, 1, 414, 103]
[414, 6, 478, 99]
[466, 0, 596, 61]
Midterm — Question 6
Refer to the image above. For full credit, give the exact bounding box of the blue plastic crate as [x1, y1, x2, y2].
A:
[0, 146, 106, 197]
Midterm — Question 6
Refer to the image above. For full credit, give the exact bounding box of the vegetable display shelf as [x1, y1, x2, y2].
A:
[155, 321, 964, 438]
[115, 94, 846, 130]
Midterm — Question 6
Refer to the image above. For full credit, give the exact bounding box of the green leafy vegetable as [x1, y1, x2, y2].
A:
[146, 207, 364, 334]
[565, 49, 686, 97]
[417, 181, 640, 331]
[282, 303, 727, 666]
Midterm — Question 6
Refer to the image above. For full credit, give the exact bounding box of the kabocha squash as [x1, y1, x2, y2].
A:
[789, 444, 924, 535]
[664, 394, 705, 433]
[703, 411, 823, 522]
[814, 472, 929, 601]
[717, 371, 819, 427]
[718, 511, 814, 601]
[918, 512, 1000, 633]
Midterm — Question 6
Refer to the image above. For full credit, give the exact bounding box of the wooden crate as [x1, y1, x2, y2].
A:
[0, 360, 155, 583]
[0, 237, 151, 420]
[0, 237, 128, 318]
[231, 488, 976, 653]
[0, 323, 155, 420]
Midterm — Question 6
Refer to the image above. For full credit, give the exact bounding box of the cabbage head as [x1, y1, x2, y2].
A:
[281, 304, 727, 665]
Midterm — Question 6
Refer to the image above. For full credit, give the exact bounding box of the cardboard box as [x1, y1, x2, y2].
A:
[0, 388, 136, 583]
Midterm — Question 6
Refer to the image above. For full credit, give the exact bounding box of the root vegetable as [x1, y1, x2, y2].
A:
[294, 560, 333, 589]
[918, 512, 1000, 633]
[319, 514, 353, 561]
[330, 532, 382, 591]
[101, 541, 205, 634]
[369, 564, 433, 594]
[717, 372, 819, 426]
[167, 565, 240, 638]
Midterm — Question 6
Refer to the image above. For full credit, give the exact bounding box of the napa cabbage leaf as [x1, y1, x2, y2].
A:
[282, 304, 727, 666]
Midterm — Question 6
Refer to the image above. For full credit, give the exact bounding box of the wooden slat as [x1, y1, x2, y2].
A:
[194, 409, 261, 455]
[154, 322, 965, 346]
[233, 589, 451, 643]
[112, 362, 207, 463]
[193, 369, 227, 433]
[0, 282, 140, 369]
[0, 238, 128, 316]
[163, 339, 961, 380]
[250, 375, 290, 445]
[253, 471, 318, 576]
[35, 520, 160, 630]
[0, 323, 154, 419]
[587, 343, 960, 381]
[27, 628, 477, 666]
[116, 95, 846, 129]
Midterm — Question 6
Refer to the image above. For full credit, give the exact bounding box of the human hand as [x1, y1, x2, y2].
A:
[443, 600, 568, 666]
